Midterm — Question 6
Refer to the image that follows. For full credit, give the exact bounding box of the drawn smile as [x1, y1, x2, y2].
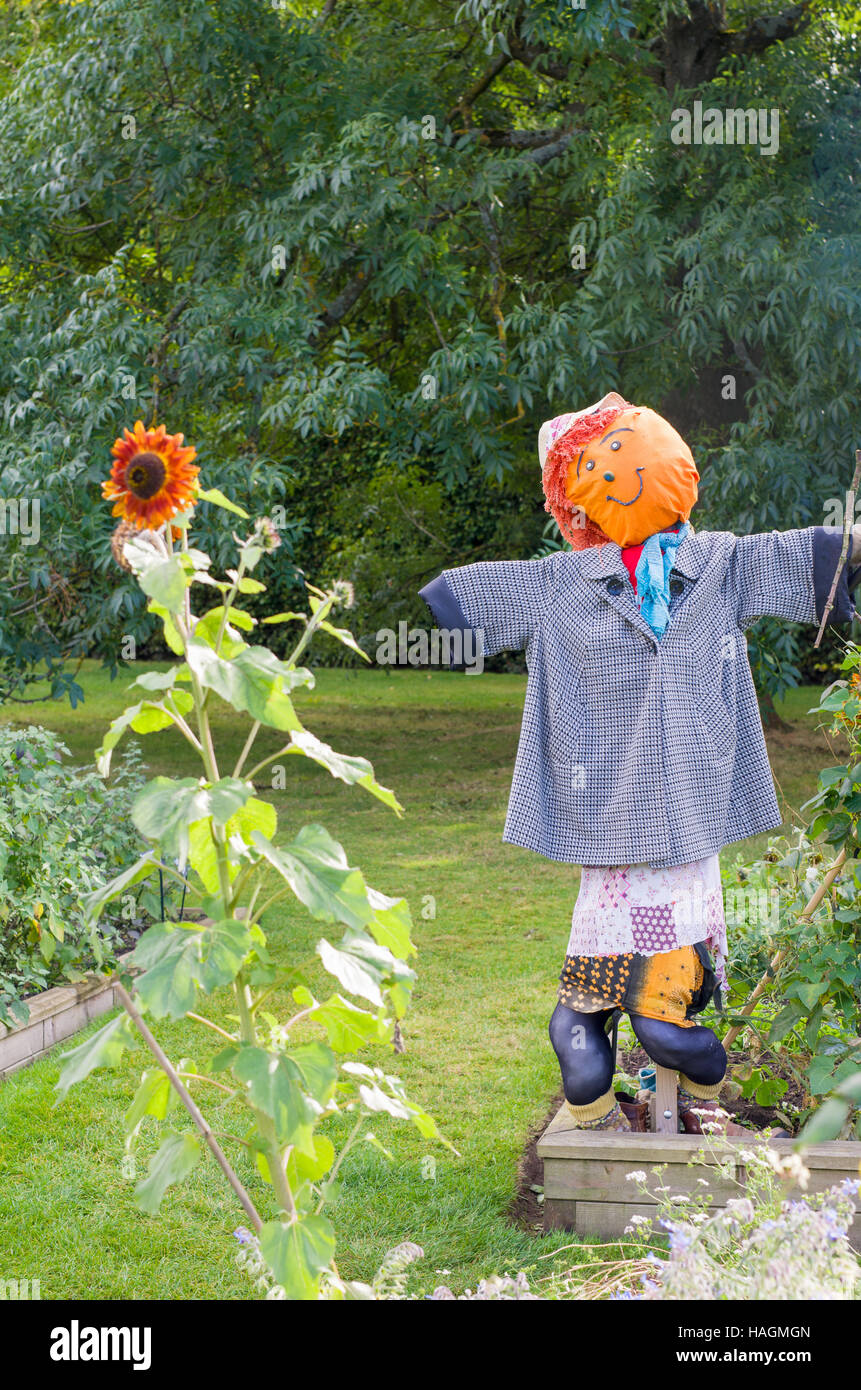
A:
[606, 468, 644, 507]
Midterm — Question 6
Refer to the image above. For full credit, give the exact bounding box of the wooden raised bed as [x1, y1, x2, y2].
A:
[537, 1102, 861, 1251]
[0, 969, 124, 1082]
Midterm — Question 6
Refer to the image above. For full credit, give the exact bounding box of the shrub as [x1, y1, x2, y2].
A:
[715, 647, 861, 1128]
[0, 724, 145, 1025]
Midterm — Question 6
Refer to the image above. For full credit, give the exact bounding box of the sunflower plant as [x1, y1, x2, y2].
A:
[57, 422, 444, 1300]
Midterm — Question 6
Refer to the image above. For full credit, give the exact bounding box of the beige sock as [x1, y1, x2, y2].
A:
[564, 1088, 617, 1123]
[679, 1074, 723, 1102]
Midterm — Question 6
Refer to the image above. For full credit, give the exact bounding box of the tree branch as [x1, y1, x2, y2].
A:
[309, 268, 375, 346]
[447, 51, 512, 126]
[653, 0, 814, 92]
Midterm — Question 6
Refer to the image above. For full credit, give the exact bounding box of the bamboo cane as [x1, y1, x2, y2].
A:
[813, 449, 861, 648]
[722, 847, 846, 1049]
[115, 981, 263, 1233]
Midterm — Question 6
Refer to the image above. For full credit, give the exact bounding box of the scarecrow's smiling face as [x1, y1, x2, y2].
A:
[563, 406, 699, 548]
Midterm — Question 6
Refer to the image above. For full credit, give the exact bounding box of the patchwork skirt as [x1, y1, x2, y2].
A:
[557, 941, 718, 1028]
[556, 856, 726, 1027]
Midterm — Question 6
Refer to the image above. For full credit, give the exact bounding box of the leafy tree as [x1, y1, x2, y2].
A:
[0, 0, 858, 693]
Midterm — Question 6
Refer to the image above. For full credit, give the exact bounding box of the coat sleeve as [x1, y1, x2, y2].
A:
[419, 554, 561, 658]
[733, 526, 861, 628]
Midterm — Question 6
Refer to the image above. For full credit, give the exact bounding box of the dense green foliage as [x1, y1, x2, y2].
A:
[0, 724, 144, 1023]
[0, 0, 859, 691]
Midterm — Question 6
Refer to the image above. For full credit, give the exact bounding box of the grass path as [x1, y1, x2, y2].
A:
[0, 665, 838, 1298]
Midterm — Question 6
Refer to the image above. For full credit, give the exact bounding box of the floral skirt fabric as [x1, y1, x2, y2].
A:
[557, 941, 717, 1028]
[566, 854, 728, 993]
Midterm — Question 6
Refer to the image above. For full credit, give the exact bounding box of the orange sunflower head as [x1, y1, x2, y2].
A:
[102, 421, 199, 530]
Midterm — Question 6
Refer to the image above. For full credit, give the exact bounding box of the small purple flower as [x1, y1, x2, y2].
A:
[233, 1226, 254, 1246]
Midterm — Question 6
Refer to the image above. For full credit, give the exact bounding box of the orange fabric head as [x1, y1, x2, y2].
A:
[542, 404, 699, 548]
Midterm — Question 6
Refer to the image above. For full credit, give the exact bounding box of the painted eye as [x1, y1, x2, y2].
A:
[585, 460, 595, 471]
[603, 471, 615, 481]
[610, 440, 622, 451]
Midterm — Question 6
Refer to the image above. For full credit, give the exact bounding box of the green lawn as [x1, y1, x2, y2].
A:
[0, 665, 839, 1298]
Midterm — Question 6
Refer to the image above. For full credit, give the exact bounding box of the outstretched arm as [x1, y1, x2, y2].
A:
[733, 526, 861, 629]
[419, 553, 561, 660]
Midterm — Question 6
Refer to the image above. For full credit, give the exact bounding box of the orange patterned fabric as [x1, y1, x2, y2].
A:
[558, 944, 707, 1027]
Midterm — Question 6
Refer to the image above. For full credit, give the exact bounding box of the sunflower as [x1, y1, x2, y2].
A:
[102, 421, 199, 529]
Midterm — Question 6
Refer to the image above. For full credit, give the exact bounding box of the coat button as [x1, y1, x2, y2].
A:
[670, 578, 684, 597]
[606, 578, 624, 596]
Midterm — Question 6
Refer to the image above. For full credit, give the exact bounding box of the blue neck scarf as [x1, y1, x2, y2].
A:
[634, 522, 689, 638]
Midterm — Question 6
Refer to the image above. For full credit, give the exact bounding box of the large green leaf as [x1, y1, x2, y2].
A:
[366, 887, 415, 960]
[147, 600, 185, 656]
[136, 554, 190, 614]
[196, 485, 249, 518]
[287, 1041, 337, 1105]
[835, 1071, 861, 1102]
[252, 824, 375, 930]
[253, 825, 410, 953]
[318, 929, 415, 1013]
[303, 993, 390, 1053]
[132, 776, 254, 865]
[193, 606, 251, 658]
[188, 794, 277, 893]
[125, 1067, 178, 1133]
[790, 980, 829, 1010]
[286, 1133, 336, 1189]
[807, 1052, 841, 1096]
[187, 819, 223, 895]
[131, 668, 185, 693]
[259, 1214, 335, 1300]
[287, 730, 402, 814]
[316, 617, 371, 662]
[231, 1045, 317, 1149]
[132, 918, 253, 1018]
[228, 795, 277, 845]
[767, 999, 807, 1043]
[317, 938, 384, 1008]
[83, 853, 156, 925]
[135, 1133, 202, 1215]
[796, 1098, 850, 1147]
[55, 1014, 138, 1102]
[185, 640, 312, 731]
[96, 693, 194, 776]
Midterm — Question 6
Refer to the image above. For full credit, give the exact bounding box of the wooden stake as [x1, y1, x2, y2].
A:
[651, 1065, 679, 1134]
[813, 449, 861, 648]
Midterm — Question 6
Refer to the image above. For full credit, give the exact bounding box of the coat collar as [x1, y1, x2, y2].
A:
[671, 527, 707, 580]
[576, 526, 706, 581]
[578, 542, 627, 580]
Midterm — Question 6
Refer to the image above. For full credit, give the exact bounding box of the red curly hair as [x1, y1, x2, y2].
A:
[542, 399, 632, 549]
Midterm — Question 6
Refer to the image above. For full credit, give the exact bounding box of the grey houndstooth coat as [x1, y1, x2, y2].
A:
[420, 526, 857, 868]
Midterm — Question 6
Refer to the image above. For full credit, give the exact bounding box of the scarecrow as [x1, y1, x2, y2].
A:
[420, 392, 861, 1134]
